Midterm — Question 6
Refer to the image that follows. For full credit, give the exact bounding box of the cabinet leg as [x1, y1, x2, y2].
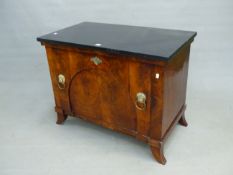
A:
[56, 113, 67, 124]
[150, 142, 166, 165]
[178, 114, 188, 127]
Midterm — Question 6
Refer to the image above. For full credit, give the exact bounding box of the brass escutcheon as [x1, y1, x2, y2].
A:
[90, 56, 102, 65]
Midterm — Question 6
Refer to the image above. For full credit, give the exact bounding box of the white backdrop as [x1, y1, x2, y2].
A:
[0, 0, 233, 174]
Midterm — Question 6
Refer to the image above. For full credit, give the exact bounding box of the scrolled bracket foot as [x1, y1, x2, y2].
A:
[56, 113, 67, 124]
[150, 142, 167, 165]
[55, 106, 68, 125]
[178, 115, 188, 127]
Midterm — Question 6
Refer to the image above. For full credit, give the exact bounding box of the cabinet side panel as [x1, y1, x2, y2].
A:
[162, 45, 191, 137]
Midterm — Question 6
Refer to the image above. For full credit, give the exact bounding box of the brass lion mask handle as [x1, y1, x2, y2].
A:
[135, 92, 146, 111]
[57, 74, 65, 89]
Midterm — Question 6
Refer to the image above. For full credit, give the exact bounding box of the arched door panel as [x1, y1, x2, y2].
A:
[69, 53, 137, 130]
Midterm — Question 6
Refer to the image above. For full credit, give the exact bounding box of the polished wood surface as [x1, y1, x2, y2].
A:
[38, 23, 196, 164]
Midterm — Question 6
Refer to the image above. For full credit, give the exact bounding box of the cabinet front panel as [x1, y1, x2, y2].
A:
[45, 46, 154, 136]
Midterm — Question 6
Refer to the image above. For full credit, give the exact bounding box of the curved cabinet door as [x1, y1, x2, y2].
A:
[69, 52, 137, 130]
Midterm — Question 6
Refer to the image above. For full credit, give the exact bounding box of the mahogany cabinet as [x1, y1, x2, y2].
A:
[37, 22, 196, 164]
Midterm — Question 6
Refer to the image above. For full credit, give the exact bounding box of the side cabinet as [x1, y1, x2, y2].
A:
[37, 22, 196, 165]
[44, 43, 191, 165]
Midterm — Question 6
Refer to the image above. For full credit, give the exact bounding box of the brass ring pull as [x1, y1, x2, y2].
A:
[135, 92, 146, 111]
[57, 74, 65, 89]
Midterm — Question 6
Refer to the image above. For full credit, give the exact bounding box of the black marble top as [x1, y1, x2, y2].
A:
[37, 22, 196, 60]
